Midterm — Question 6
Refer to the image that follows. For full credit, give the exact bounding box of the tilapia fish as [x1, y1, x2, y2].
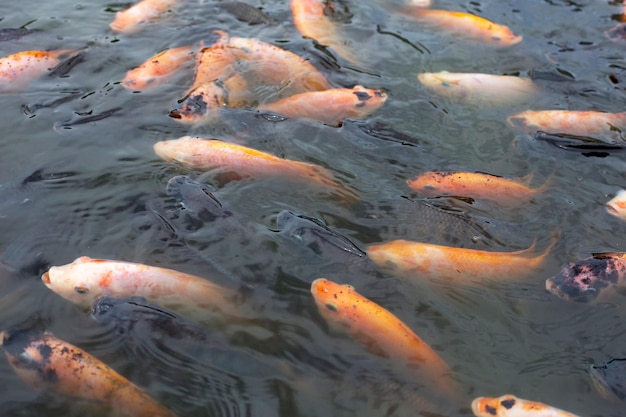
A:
[590, 356, 626, 402]
[0, 329, 178, 417]
[472, 394, 580, 417]
[546, 252, 626, 302]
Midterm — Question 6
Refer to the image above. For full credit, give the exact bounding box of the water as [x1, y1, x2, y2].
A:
[0, 0, 625, 416]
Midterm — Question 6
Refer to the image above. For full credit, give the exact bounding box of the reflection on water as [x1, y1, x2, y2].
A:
[1, 0, 626, 416]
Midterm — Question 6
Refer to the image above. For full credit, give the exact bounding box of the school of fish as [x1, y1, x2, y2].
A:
[0, 0, 622, 416]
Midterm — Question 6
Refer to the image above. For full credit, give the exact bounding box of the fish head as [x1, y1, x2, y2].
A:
[348, 86, 388, 118]
[545, 254, 625, 302]
[310, 278, 357, 319]
[169, 83, 224, 124]
[406, 171, 446, 195]
[606, 189, 626, 221]
[165, 175, 227, 221]
[0, 329, 54, 389]
[488, 27, 523, 46]
[589, 358, 626, 402]
[471, 395, 519, 417]
[41, 256, 104, 309]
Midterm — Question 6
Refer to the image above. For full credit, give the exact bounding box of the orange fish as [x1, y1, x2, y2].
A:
[110, 0, 179, 33]
[606, 189, 626, 221]
[417, 72, 539, 105]
[367, 238, 556, 282]
[41, 256, 244, 321]
[257, 85, 387, 127]
[122, 45, 195, 90]
[310, 278, 456, 397]
[0, 49, 81, 93]
[169, 73, 250, 124]
[153, 136, 357, 200]
[398, 7, 522, 46]
[406, 171, 548, 206]
[1, 329, 178, 417]
[471, 394, 581, 417]
[291, 0, 361, 64]
[507, 110, 626, 141]
[217, 30, 332, 96]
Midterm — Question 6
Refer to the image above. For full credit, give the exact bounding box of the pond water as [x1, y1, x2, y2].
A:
[0, 0, 626, 416]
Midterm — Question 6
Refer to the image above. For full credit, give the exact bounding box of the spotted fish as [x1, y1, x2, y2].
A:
[471, 394, 580, 417]
[546, 252, 626, 302]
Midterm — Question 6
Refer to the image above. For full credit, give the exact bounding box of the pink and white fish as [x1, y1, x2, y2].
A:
[110, 0, 179, 33]
[471, 394, 581, 417]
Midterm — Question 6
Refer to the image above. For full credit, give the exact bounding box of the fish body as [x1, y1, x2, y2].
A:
[219, 31, 331, 95]
[399, 7, 522, 46]
[310, 278, 454, 395]
[406, 171, 546, 206]
[0, 329, 178, 417]
[545, 252, 626, 302]
[153, 137, 353, 198]
[507, 110, 626, 142]
[606, 189, 626, 221]
[367, 238, 554, 281]
[122, 45, 195, 90]
[590, 356, 626, 402]
[417, 72, 538, 105]
[0, 49, 81, 93]
[471, 394, 580, 417]
[41, 256, 243, 320]
[110, 0, 179, 33]
[291, 0, 361, 64]
[257, 85, 387, 126]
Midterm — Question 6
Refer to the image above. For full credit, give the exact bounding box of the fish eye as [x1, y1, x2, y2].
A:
[353, 91, 371, 101]
[74, 285, 89, 295]
[17, 351, 32, 365]
[325, 302, 338, 312]
[423, 185, 437, 190]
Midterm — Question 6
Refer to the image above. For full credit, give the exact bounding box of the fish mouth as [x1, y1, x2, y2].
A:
[545, 278, 571, 301]
[41, 272, 50, 285]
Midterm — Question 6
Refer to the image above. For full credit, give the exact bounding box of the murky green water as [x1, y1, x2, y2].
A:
[0, 0, 626, 416]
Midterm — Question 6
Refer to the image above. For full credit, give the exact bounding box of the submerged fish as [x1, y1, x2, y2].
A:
[0, 329, 178, 417]
[507, 110, 626, 143]
[546, 252, 626, 302]
[291, 0, 361, 64]
[153, 137, 357, 200]
[218, 1, 272, 25]
[590, 356, 626, 402]
[0, 49, 82, 93]
[122, 45, 195, 90]
[606, 189, 626, 221]
[368, 237, 555, 282]
[471, 394, 580, 417]
[41, 256, 246, 321]
[417, 72, 539, 105]
[310, 278, 456, 397]
[397, 7, 522, 46]
[110, 0, 179, 33]
[406, 171, 547, 207]
[257, 85, 387, 127]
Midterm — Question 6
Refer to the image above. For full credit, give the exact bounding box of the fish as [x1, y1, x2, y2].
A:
[0, 329, 178, 417]
[367, 237, 556, 282]
[169, 74, 249, 124]
[41, 256, 247, 321]
[110, 0, 179, 33]
[217, 1, 272, 25]
[310, 278, 457, 397]
[545, 252, 626, 302]
[291, 0, 362, 64]
[507, 110, 626, 143]
[257, 85, 387, 127]
[406, 171, 548, 207]
[153, 137, 357, 200]
[417, 72, 539, 105]
[0, 49, 82, 93]
[216, 30, 331, 95]
[606, 189, 626, 221]
[122, 45, 195, 90]
[471, 394, 580, 417]
[396, 7, 523, 46]
[0, 28, 42, 42]
[590, 356, 626, 402]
